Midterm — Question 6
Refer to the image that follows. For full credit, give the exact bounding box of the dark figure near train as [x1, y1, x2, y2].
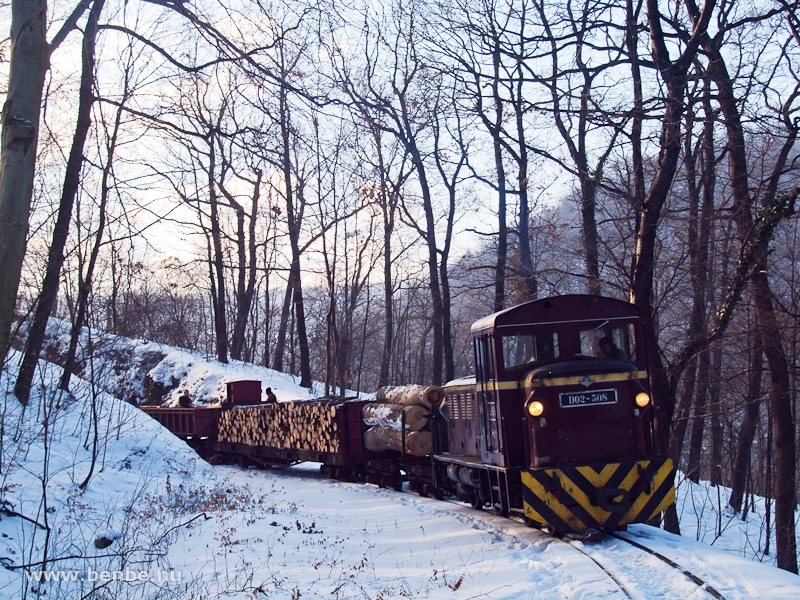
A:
[598, 336, 627, 360]
[264, 388, 277, 404]
[178, 390, 192, 408]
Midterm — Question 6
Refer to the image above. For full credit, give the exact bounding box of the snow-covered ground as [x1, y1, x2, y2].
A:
[2, 340, 799, 599]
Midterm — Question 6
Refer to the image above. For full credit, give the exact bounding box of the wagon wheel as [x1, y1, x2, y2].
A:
[415, 481, 429, 498]
[493, 483, 511, 517]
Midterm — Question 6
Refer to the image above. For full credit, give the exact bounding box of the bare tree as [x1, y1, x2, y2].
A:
[0, 0, 93, 369]
[59, 49, 132, 391]
[15, 0, 106, 405]
[693, 0, 800, 569]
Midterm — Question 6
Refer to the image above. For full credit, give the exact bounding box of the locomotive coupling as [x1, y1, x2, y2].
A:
[594, 487, 635, 513]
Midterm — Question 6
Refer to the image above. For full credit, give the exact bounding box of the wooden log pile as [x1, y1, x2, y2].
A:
[361, 403, 430, 432]
[363, 385, 444, 457]
[375, 384, 446, 408]
[363, 427, 433, 457]
[216, 385, 444, 459]
[218, 400, 345, 454]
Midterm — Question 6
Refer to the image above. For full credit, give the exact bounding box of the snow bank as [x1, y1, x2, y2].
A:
[0, 350, 219, 599]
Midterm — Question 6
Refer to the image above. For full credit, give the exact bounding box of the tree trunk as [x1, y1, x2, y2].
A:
[378, 138, 396, 387]
[706, 40, 797, 573]
[405, 141, 443, 385]
[271, 268, 293, 372]
[0, 0, 49, 367]
[60, 66, 121, 390]
[490, 45, 508, 312]
[635, 0, 714, 533]
[228, 168, 262, 360]
[708, 342, 723, 486]
[207, 133, 228, 364]
[729, 328, 763, 513]
[513, 58, 537, 301]
[670, 357, 696, 468]
[15, 0, 104, 404]
[279, 82, 311, 387]
[686, 347, 710, 484]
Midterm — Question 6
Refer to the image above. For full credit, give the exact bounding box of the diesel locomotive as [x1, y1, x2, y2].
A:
[142, 294, 675, 533]
[432, 294, 675, 531]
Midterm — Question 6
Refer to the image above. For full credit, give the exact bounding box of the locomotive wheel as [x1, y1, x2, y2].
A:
[494, 501, 510, 518]
[470, 493, 483, 510]
[523, 515, 540, 528]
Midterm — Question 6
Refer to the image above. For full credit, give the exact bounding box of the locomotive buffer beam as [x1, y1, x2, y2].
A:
[593, 462, 656, 512]
[522, 458, 675, 532]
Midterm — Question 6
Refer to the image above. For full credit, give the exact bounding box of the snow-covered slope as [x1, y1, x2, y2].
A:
[22, 318, 355, 406]
[0, 350, 219, 599]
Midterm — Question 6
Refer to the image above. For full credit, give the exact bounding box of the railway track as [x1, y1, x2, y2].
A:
[551, 526, 726, 599]
[239, 464, 727, 598]
[436, 496, 724, 599]
[258, 467, 727, 598]
[558, 536, 635, 599]
[607, 531, 725, 599]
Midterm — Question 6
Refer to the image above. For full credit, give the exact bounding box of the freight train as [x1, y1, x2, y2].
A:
[142, 294, 675, 533]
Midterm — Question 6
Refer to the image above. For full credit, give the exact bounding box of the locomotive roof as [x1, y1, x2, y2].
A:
[470, 294, 641, 335]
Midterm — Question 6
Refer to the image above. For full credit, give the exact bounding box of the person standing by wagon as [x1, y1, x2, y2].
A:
[263, 387, 277, 404]
[178, 390, 193, 408]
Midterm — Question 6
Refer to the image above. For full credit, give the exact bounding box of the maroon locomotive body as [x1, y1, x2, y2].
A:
[434, 294, 675, 531]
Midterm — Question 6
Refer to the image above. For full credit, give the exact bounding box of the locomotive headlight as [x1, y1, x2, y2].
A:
[635, 392, 651, 407]
[527, 401, 545, 417]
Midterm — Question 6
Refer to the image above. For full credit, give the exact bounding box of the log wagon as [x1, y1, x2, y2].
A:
[212, 387, 445, 493]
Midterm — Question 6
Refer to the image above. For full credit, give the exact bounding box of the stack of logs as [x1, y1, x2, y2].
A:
[361, 385, 445, 457]
[218, 399, 344, 454]
[217, 384, 445, 458]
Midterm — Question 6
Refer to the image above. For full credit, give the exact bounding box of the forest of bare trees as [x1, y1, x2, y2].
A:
[1, 0, 799, 571]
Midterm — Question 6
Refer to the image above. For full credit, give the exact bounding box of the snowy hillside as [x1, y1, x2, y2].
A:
[19, 318, 353, 407]
[1, 337, 800, 599]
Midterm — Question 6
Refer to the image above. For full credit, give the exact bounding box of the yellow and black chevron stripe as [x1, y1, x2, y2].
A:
[521, 458, 675, 532]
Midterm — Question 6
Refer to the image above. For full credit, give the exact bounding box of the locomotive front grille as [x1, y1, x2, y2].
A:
[521, 458, 676, 532]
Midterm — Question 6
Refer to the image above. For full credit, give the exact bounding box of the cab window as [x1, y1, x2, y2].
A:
[475, 335, 495, 381]
[501, 329, 559, 370]
[579, 323, 635, 361]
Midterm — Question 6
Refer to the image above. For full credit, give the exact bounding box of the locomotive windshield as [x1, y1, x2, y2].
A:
[500, 329, 559, 370]
[579, 323, 636, 361]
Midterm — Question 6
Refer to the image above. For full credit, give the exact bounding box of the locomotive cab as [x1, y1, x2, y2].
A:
[435, 294, 675, 532]
[521, 318, 652, 468]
